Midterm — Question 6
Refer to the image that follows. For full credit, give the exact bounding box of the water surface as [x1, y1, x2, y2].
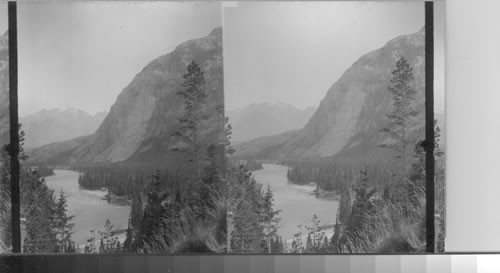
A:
[253, 164, 339, 241]
[45, 170, 130, 246]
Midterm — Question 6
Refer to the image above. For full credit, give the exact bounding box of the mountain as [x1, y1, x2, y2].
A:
[28, 27, 223, 165]
[0, 31, 8, 147]
[234, 27, 427, 165]
[20, 108, 107, 148]
[226, 103, 315, 143]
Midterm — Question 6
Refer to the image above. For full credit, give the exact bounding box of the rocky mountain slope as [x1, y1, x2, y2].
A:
[234, 27, 428, 164]
[21, 108, 107, 148]
[226, 103, 315, 143]
[0, 31, 8, 147]
[29, 27, 223, 165]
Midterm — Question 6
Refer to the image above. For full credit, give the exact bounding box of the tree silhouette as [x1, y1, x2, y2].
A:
[381, 56, 419, 179]
[53, 190, 75, 253]
[173, 60, 209, 182]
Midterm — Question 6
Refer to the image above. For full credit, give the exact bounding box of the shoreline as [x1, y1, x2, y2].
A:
[46, 169, 131, 248]
[253, 163, 340, 247]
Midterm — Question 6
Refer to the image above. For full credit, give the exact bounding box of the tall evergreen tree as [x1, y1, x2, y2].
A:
[16, 123, 62, 253]
[173, 60, 209, 182]
[260, 184, 281, 253]
[22, 173, 58, 253]
[1, 125, 28, 252]
[230, 197, 264, 253]
[228, 167, 265, 253]
[53, 190, 75, 253]
[381, 56, 419, 179]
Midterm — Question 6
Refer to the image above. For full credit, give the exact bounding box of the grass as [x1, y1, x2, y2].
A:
[337, 183, 426, 253]
[138, 188, 227, 254]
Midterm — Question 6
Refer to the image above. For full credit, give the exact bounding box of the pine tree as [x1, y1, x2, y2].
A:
[1, 125, 28, 251]
[53, 190, 75, 253]
[229, 167, 265, 253]
[173, 60, 209, 182]
[381, 56, 419, 180]
[260, 184, 281, 253]
[22, 173, 58, 253]
[230, 197, 264, 253]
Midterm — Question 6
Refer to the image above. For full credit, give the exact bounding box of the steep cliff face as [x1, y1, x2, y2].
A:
[29, 27, 223, 165]
[235, 28, 426, 163]
[0, 31, 8, 147]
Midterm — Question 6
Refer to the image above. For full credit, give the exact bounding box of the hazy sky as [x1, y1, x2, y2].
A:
[18, 2, 222, 116]
[224, 1, 445, 113]
[0, 3, 6, 34]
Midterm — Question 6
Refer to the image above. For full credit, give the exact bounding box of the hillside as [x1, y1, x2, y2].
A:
[28, 27, 224, 166]
[234, 27, 428, 165]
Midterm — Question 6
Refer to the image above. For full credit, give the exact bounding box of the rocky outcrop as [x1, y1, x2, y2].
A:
[29, 27, 223, 165]
[235, 27, 426, 164]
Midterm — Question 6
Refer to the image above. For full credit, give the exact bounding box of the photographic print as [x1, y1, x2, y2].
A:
[1, 0, 446, 256]
[0, 2, 9, 253]
[15, 2, 224, 254]
[224, 1, 445, 253]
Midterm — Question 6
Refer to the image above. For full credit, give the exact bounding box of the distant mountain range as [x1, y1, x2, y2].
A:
[20, 108, 107, 148]
[0, 31, 8, 147]
[226, 103, 315, 143]
[234, 27, 442, 165]
[12, 26, 445, 167]
[28, 27, 223, 166]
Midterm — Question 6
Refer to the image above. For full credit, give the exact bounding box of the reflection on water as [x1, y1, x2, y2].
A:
[45, 170, 130, 245]
[253, 164, 339, 241]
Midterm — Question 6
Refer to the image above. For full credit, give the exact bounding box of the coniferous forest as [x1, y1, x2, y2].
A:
[228, 56, 446, 253]
[0, 2, 446, 255]
[1, 46, 445, 255]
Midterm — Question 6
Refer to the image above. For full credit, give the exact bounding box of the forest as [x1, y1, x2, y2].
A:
[1, 126, 77, 253]
[230, 56, 446, 253]
[0, 61, 233, 253]
[0, 57, 445, 254]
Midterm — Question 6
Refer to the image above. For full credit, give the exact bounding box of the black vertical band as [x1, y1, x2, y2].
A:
[425, 1, 435, 253]
[8, 1, 20, 253]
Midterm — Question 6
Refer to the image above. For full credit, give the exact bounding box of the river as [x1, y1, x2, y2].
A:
[253, 164, 339, 241]
[45, 165, 337, 247]
[45, 170, 131, 246]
